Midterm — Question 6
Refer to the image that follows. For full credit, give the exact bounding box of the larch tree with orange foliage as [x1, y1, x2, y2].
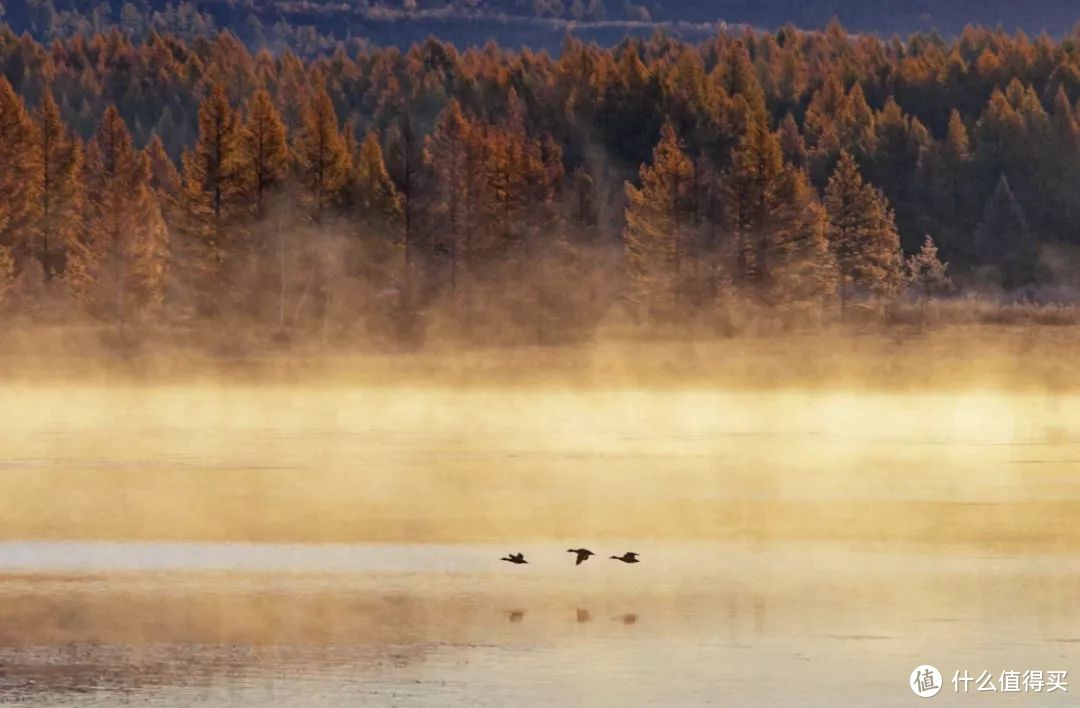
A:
[723, 116, 835, 308]
[145, 134, 181, 198]
[523, 133, 570, 341]
[4, 20, 1080, 334]
[340, 129, 405, 310]
[292, 84, 350, 225]
[350, 131, 403, 235]
[239, 85, 290, 325]
[623, 121, 699, 319]
[72, 106, 169, 326]
[423, 99, 477, 300]
[31, 88, 83, 284]
[0, 77, 39, 274]
[823, 151, 903, 312]
[241, 86, 289, 219]
[179, 82, 249, 284]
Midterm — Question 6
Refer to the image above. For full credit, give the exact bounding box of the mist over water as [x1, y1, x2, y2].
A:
[1, 342, 1079, 705]
[1, 374, 1078, 545]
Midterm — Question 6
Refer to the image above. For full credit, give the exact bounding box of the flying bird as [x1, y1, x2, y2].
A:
[500, 552, 528, 564]
[567, 548, 595, 565]
[610, 552, 640, 563]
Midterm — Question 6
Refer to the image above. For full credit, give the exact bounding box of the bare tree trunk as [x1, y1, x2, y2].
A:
[292, 270, 315, 328]
[278, 204, 287, 331]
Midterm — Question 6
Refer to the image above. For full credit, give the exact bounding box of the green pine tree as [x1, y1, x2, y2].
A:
[974, 174, 1038, 290]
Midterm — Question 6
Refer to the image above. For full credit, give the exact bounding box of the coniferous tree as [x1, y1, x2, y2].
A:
[975, 174, 1038, 290]
[423, 99, 476, 301]
[488, 90, 532, 258]
[600, 44, 661, 167]
[823, 151, 903, 312]
[844, 84, 877, 157]
[944, 110, 972, 162]
[623, 121, 698, 318]
[803, 74, 845, 180]
[0, 76, 39, 270]
[924, 110, 975, 259]
[866, 98, 932, 251]
[31, 88, 82, 282]
[341, 129, 405, 309]
[716, 40, 767, 123]
[723, 117, 835, 307]
[906, 235, 951, 298]
[1043, 87, 1080, 235]
[276, 52, 311, 136]
[521, 132, 567, 342]
[974, 89, 1024, 188]
[724, 115, 784, 289]
[71, 106, 168, 325]
[145, 134, 181, 197]
[241, 85, 288, 219]
[804, 74, 845, 153]
[352, 131, 403, 232]
[179, 81, 247, 273]
[767, 170, 837, 310]
[777, 112, 806, 170]
[385, 115, 421, 273]
[1051, 87, 1078, 156]
[144, 134, 182, 276]
[293, 84, 349, 224]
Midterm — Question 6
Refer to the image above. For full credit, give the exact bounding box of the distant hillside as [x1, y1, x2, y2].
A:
[2, 0, 1079, 52]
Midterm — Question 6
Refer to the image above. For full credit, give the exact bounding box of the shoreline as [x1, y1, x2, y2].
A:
[0, 322, 1078, 392]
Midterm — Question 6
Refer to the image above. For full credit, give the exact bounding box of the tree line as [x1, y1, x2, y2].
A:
[0, 22, 1072, 342]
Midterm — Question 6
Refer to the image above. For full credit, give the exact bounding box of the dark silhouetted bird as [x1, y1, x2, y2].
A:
[501, 552, 528, 564]
[610, 552, 640, 563]
[567, 548, 594, 565]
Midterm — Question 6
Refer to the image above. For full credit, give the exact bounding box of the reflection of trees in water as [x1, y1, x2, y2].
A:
[501, 607, 644, 625]
[725, 594, 769, 637]
[0, 642, 422, 699]
[0, 578, 789, 654]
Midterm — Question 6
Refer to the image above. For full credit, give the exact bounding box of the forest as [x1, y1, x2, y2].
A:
[0, 21, 1079, 345]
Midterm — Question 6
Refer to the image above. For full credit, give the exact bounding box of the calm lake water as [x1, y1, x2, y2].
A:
[0, 541, 1077, 706]
[0, 385, 1077, 705]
